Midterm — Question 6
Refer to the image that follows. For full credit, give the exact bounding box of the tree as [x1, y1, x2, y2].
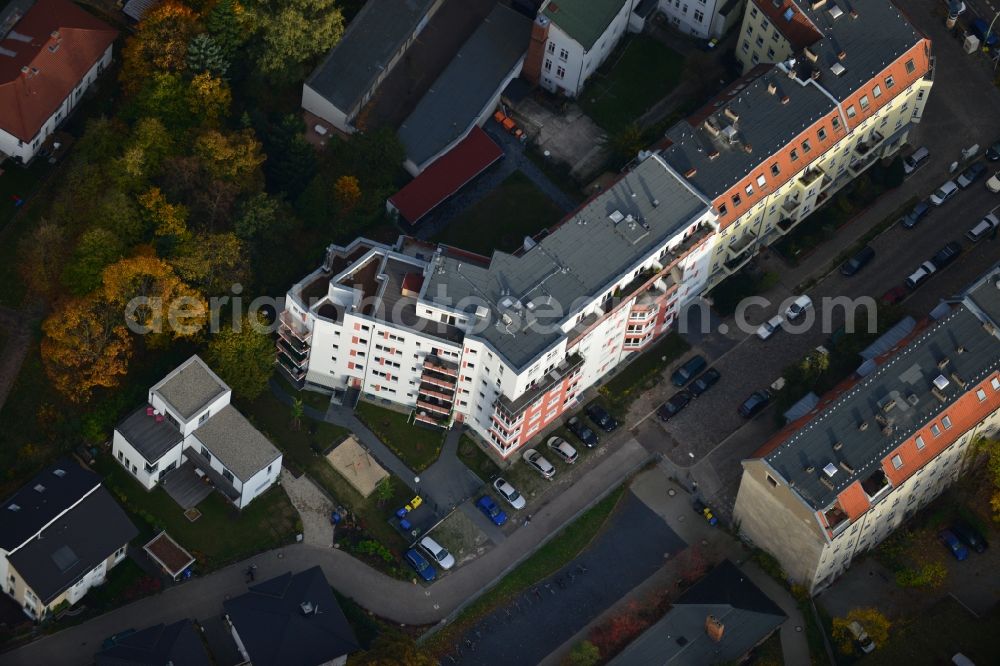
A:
[187, 73, 232, 128]
[290, 398, 304, 430]
[348, 631, 436, 666]
[130, 72, 194, 129]
[186, 33, 229, 78]
[206, 0, 248, 60]
[41, 296, 134, 403]
[609, 123, 646, 165]
[62, 228, 126, 296]
[831, 607, 890, 655]
[333, 175, 361, 212]
[120, 0, 200, 93]
[207, 313, 275, 399]
[117, 117, 175, 187]
[101, 255, 207, 338]
[169, 233, 247, 294]
[17, 222, 70, 299]
[248, 0, 345, 78]
[373, 476, 394, 506]
[194, 129, 266, 189]
[562, 641, 600, 666]
[139, 187, 190, 239]
[235, 191, 281, 240]
[263, 114, 316, 198]
[975, 438, 1000, 521]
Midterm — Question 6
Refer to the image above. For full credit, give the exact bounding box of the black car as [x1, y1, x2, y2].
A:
[899, 201, 931, 229]
[566, 416, 598, 447]
[657, 391, 691, 421]
[738, 390, 771, 418]
[987, 141, 1000, 161]
[585, 403, 618, 432]
[956, 162, 987, 188]
[671, 354, 707, 387]
[951, 520, 988, 553]
[839, 245, 875, 276]
[930, 241, 962, 270]
[688, 368, 721, 397]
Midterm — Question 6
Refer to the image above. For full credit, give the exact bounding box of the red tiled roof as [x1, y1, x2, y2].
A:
[389, 126, 503, 224]
[752, 0, 822, 50]
[0, 0, 118, 143]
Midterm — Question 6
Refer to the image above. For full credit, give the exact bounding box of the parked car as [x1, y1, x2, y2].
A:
[688, 368, 721, 397]
[899, 200, 931, 229]
[939, 529, 969, 561]
[657, 390, 691, 421]
[546, 436, 579, 464]
[671, 354, 707, 387]
[956, 162, 987, 189]
[929, 180, 959, 205]
[838, 245, 875, 276]
[585, 403, 618, 431]
[931, 241, 962, 270]
[905, 261, 937, 289]
[756, 314, 784, 340]
[476, 495, 509, 526]
[418, 536, 455, 570]
[404, 548, 437, 581]
[881, 285, 908, 305]
[987, 140, 1000, 161]
[493, 477, 526, 510]
[784, 294, 813, 320]
[988, 171, 1000, 193]
[848, 621, 876, 654]
[903, 146, 930, 174]
[521, 448, 556, 479]
[966, 213, 999, 242]
[951, 519, 988, 553]
[738, 390, 772, 418]
[566, 416, 598, 447]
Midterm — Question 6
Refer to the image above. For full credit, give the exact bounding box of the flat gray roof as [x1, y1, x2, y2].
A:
[424, 154, 710, 368]
[964, 263, 1000, 330]
[152, 356, 229, 421]
[304, 0, 439, 118]
[116, 407, 183, 463]
[192, 406, 281, 482]
[398, 4, 532, 168]
[659, 65, 836, 201]
[765, 306, 1000, 510]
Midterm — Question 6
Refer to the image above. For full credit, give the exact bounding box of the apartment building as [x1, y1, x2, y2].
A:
[733, 267, 1000, 593]
[658, 0, 746, 39]
[659, 0, 934, 291]
[0, 461, 137, 619]
[280, 153, 716, 457]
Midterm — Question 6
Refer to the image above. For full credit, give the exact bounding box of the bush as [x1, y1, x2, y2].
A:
[352, 539, 395, 564]
[562, 640, 601, 666]
[895, 561, 947, 588]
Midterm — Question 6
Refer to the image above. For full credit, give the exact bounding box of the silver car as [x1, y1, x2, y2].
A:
[547, 436, 579, 464]
[492, 477, 526, 510]
[522, 448, 556, 479]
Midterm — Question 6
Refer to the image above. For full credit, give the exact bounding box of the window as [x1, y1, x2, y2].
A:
[790, 148, 799, 161]
[556, 66, 565, 79]
[198, 411, 210, 425]
[817, 127, 827, 141]
[544, 59, 552, 72]
[694, 9, 704, 22]
[745, 184, 754, 196]
[832, 116, 841, 130]
[750, 5, 758, 17]
[942, 415, 952, 430]
[992, 377, 999, 390]
[915, 435, 925, 450]
[885, 74, 895, 89]
[859, 95, 870, 110]
[802, 139, 812, 153]
[732, 193, 741, 206]
[891, 454, 903, 470]
[905, 58, 915, 74]
[756, 174, 766, 188]
[547, 42, 555, 54]
[977, 388, 987, 402]
[766, 474, 778, 487]
[222, 469, 234, 483]
[559, 48, 569, 61]
[756, 36, 764, 47]
[770, 163, 780, 177]
[718, 203, 728, 216]
[202, 448, 212, 462]
[930, 424, 941, 437]
[846, 105, 857, 118]
[873, 84, 882, 98]
[742, 40, 750, 53]
[767, 47, 776, 59]
[117, 450, 123, 461]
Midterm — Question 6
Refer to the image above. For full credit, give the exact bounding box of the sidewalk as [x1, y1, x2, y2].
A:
[0, 440, 651, 666]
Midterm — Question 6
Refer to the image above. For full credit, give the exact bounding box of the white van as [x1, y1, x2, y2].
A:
[903, 146, 930, 175]
[418, 536, 455, 570]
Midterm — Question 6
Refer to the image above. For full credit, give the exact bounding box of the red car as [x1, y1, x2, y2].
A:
[881, 286, 907, 305]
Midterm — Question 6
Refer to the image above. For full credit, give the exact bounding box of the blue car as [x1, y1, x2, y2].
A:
[939, 529, 969, 561]
[476, 495, 508, 526]
[404, 548, 437, 582]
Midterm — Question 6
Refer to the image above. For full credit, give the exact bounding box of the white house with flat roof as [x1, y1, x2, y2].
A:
[112, 356, 282, 510]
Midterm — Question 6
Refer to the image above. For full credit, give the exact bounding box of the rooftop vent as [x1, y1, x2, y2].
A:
[721, 125, 738, 143]
[878, 396, 897, 413]
[811, 68, 821, 80]
[933, 374, 950, 391]
[839, 460, 855, 474]
[33, 484, 45, 493]
[743, 143, 753, 154]
[708, 149, 720, 160]
[723, 107, 739, 123]
[767, 81, 777, 95]
[7, 504, 19, 512]
[300, 601, 316, 616]
[956, 345, 966, 354]
[822, 462, 838, 478]
[804, 47, 818, 63]
[906, 393, 919, 406]
[781, 95, 790, 104]
[811, 0, 827, 9]
[50, 30, 60, 40]
[703, 118, 720, 137]
[829, 5, 844, 19]
[609, 210, 625, 224]
[684, 167, 698, 178]
[850, 8, 858, 19]
[830, 62, 846, 76]
[833, 441, 843, 451]
[805, 464, 816, 473]
[937, 357, 951, 370]
[858, 421, 869, 431]
[837, 50, 847, 61]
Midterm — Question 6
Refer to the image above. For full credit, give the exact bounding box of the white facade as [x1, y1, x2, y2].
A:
[0, 44, 112, 164]
[657, 0, 743, 39]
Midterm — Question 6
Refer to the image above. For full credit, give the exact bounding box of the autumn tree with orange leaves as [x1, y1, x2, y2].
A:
[101, 255, 207, 339]
[120, 1, 200, 93]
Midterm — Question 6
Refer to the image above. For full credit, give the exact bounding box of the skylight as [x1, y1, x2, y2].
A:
[784, 7, 795, 21]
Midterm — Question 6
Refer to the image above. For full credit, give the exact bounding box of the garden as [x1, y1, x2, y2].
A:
[355, 400, 445, 472]
[598, 332, 690, 412]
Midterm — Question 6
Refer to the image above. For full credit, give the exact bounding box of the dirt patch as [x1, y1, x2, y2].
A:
[325, 435, 389, 497]
[431, 508, 490, 567]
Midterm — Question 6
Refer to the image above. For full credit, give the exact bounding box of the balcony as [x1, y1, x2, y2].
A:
[414, 410, 448, 428]
[279, 310, 312, 342]
[853, 130, 884, 158]
[277, 336, 309, 365]
[422, 374, 457, 391]
[422, 356, 459, 378]
[781, 194, 802, 214]
[861, 469, 892, 502]
[496, 353, 584, 417]
[798, 166, 824, 187]
[416, 399, 451, 416]
[277, 354, 305, 381]
[417, 384, 454, 402]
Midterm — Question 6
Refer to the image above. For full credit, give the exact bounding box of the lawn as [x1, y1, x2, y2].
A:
[599, 332, 690, 411]
[579, 35, 685, 134]
[355, 400, 445, 472]
[431, 171, 564, 257]
[865, 597, 1000, 665]
[457, 434, 503, 484]
[425, 484, 626, 653]
[95, 455, 300, 571]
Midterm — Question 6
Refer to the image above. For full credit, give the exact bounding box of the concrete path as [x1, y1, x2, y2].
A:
[417, 427, 483, 512]
[0, 439, 651, 666]
[280, 469, 333, 548]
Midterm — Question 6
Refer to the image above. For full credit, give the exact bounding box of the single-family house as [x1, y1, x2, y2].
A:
[0, 0, 118, 164]
[95, 619, 212, 666]
[224, 566, 360, 666]
[112, 355, 282, 510]
[0, 461, 137, 620]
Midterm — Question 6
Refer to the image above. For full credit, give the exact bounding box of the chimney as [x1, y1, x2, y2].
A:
[723, 107, 740, 123]
[684, 167, 698, 178]
[850, 9, 858, 18]
[811, 0, 827, 8]
[708, 149, 720, 160]
[781, 95, 790, 104]
[838, 50, 847, 61]
[804, 47, 818, 63]
[743, 143, 753, 154]
[767, 81, 777, 95]
[706, 615, 725, 643]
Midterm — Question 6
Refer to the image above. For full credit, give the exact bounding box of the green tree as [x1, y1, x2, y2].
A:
[17, 221, 70, 299]
[207, 313, 275, 399]
[373, 476, 394, 506]
[248, 0, 345, 78]
[975, 438, 1000, 521]
[235, 192, 281, 241]
[831, 607, 890, 655]
[131, 72, 195, 129]
[62, 228, 126, 296]
[186, 33, 230, 77]
[290, 398, 304, 430]
[348, 631, 436, 666]
[169, 233, 247, 294]
[206, 0, 248, 60]
[263, 114, 316, 198]
[562, 640, 600, 666]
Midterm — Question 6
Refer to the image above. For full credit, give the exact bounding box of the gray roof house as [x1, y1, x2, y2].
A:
[95, 619, 211, 666]
[0, 460, 137, 619]
[113, 356, 283, 511]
